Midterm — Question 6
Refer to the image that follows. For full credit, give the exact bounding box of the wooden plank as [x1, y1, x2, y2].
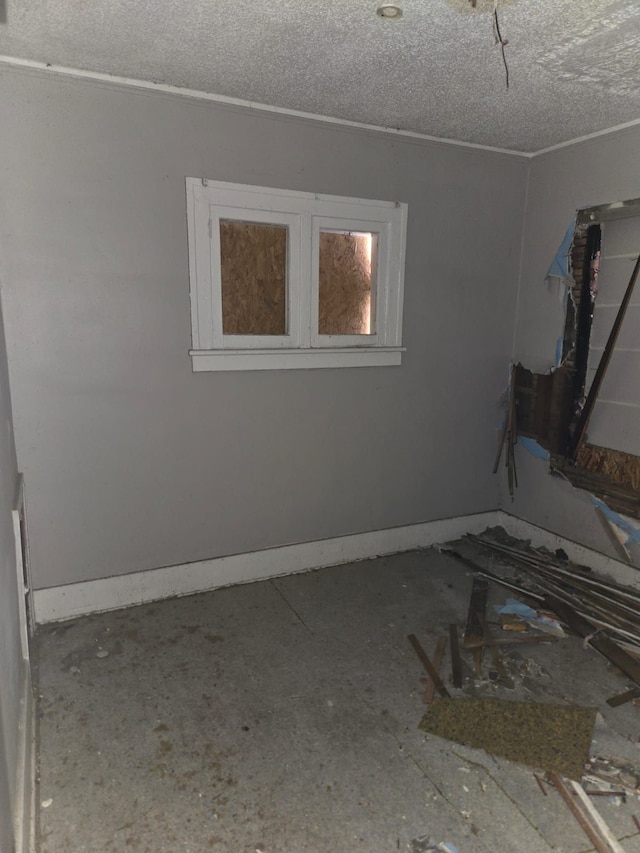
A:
[544, 595, 640, 689]
[449, 624, 462, 688]
[407, 634, 451, 699]
[462, 635, 558, 649]
[442, 549, 544, 601]
[568, 780, 627, 853]
[595, 506, 632, 564]
[423, 636, 447, 704]
[548, 773, 624, 853]
[606, 686, 640, 708]
[464, 575, 489, 674]
[479, 612, 512, 687]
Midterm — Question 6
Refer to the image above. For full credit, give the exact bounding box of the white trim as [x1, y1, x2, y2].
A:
[0, 56, 528, 158]
[533, 115, 640, 157]
[3, 55, 640, 157]
[186, 178, 407, 370]
[32, 509, 640, 626]
[33, 512, 499, 623]
[498, 511, 640, 591]
[13, 663, 35, 853]
[13, 476, 30, 661]
[189, 346, 404, 370]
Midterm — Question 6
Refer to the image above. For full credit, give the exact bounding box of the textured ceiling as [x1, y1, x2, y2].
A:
[2, 0, 640, 152]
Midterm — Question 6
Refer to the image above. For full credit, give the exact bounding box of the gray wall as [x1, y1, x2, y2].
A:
[0, 67, 527, 590]
[509, 126, 640, 564]
[0, 293, 21, 852]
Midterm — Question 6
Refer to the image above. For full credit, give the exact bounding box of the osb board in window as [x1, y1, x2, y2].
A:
[220, 221, 287, 335]
[577, 443, 640, 491]
[319, 232, 372, 336]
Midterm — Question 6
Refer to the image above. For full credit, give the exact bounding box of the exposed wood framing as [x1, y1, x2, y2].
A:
[510, 209, 640, 520]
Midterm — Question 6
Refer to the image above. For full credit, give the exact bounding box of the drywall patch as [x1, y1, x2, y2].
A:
[536, 5, 640, 97]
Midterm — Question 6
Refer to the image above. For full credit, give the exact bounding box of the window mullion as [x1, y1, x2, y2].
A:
[209, 209, 224, 348]
[299, 209, 313, 348]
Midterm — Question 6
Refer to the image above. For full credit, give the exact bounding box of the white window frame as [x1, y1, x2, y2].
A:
[186, 178, 407, 371]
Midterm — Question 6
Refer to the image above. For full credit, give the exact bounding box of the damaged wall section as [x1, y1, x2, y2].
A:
[506, 126, 640, 568]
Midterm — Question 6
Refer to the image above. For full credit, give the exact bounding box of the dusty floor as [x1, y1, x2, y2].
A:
[35, 546, 640, 852]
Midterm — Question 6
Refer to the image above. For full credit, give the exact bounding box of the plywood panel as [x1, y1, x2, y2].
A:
[576, 443, 640, 491]
[220, 220, 287, 335]
[318, 231, 373, 336]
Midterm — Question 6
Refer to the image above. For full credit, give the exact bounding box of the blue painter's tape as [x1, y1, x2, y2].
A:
[592, 497, 640, 544]
[517, 436, 550, 460]
[555, 337, 564, 367]
[547, 220, 576, 280]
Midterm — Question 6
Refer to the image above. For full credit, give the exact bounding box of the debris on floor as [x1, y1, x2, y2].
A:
[410, 837, 458, 853]
[494, 599, 565, 637]
[405, 527, 640, 852]
[546, 772, 627, 853]
[38, 544, 640, 853]
[446, 529, 640, 707]
[586, 757, 640, 796]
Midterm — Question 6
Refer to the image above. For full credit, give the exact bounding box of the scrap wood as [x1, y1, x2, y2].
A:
[468, 535, 640, 649]
[500, 613, 528, 631]
[544, 595, 640, 691]
[534, 772, 548, 796]
[607, 686, 640, 708]
[478, 612, 512, 686]
[595, 505, 633, 564]
[493, 363, 518, 496]
[449, 624, 462, 688]
[464, 575, 489, 674]
[586, 758, 640, 795]
[547, 772, 626, 853]
[423, 636, 448, 704]
[470, 534, 640, 606]
[461, 635, 558, 649]
[442, 549, 544, 601]
[408, 634, 450, 699]
[584, 790, 627, 802]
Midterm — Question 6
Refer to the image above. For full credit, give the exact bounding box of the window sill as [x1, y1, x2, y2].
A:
[189, 347, 404, 372]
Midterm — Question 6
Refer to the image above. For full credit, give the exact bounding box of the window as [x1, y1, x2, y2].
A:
[186, 178, 408, 371]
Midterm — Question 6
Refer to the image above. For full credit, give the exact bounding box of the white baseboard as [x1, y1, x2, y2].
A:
[33, 511, 499, 623]
[14, 661, 35, 853]
[498, 511, 640, 590]
[33, 509, 639, 625]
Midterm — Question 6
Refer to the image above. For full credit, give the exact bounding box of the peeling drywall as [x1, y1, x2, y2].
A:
[508, 127, 640, 567]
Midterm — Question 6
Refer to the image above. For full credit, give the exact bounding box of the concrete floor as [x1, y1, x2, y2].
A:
[35, 547, 640, 852]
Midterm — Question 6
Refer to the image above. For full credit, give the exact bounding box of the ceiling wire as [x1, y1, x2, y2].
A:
[492, 3, 510, 89]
